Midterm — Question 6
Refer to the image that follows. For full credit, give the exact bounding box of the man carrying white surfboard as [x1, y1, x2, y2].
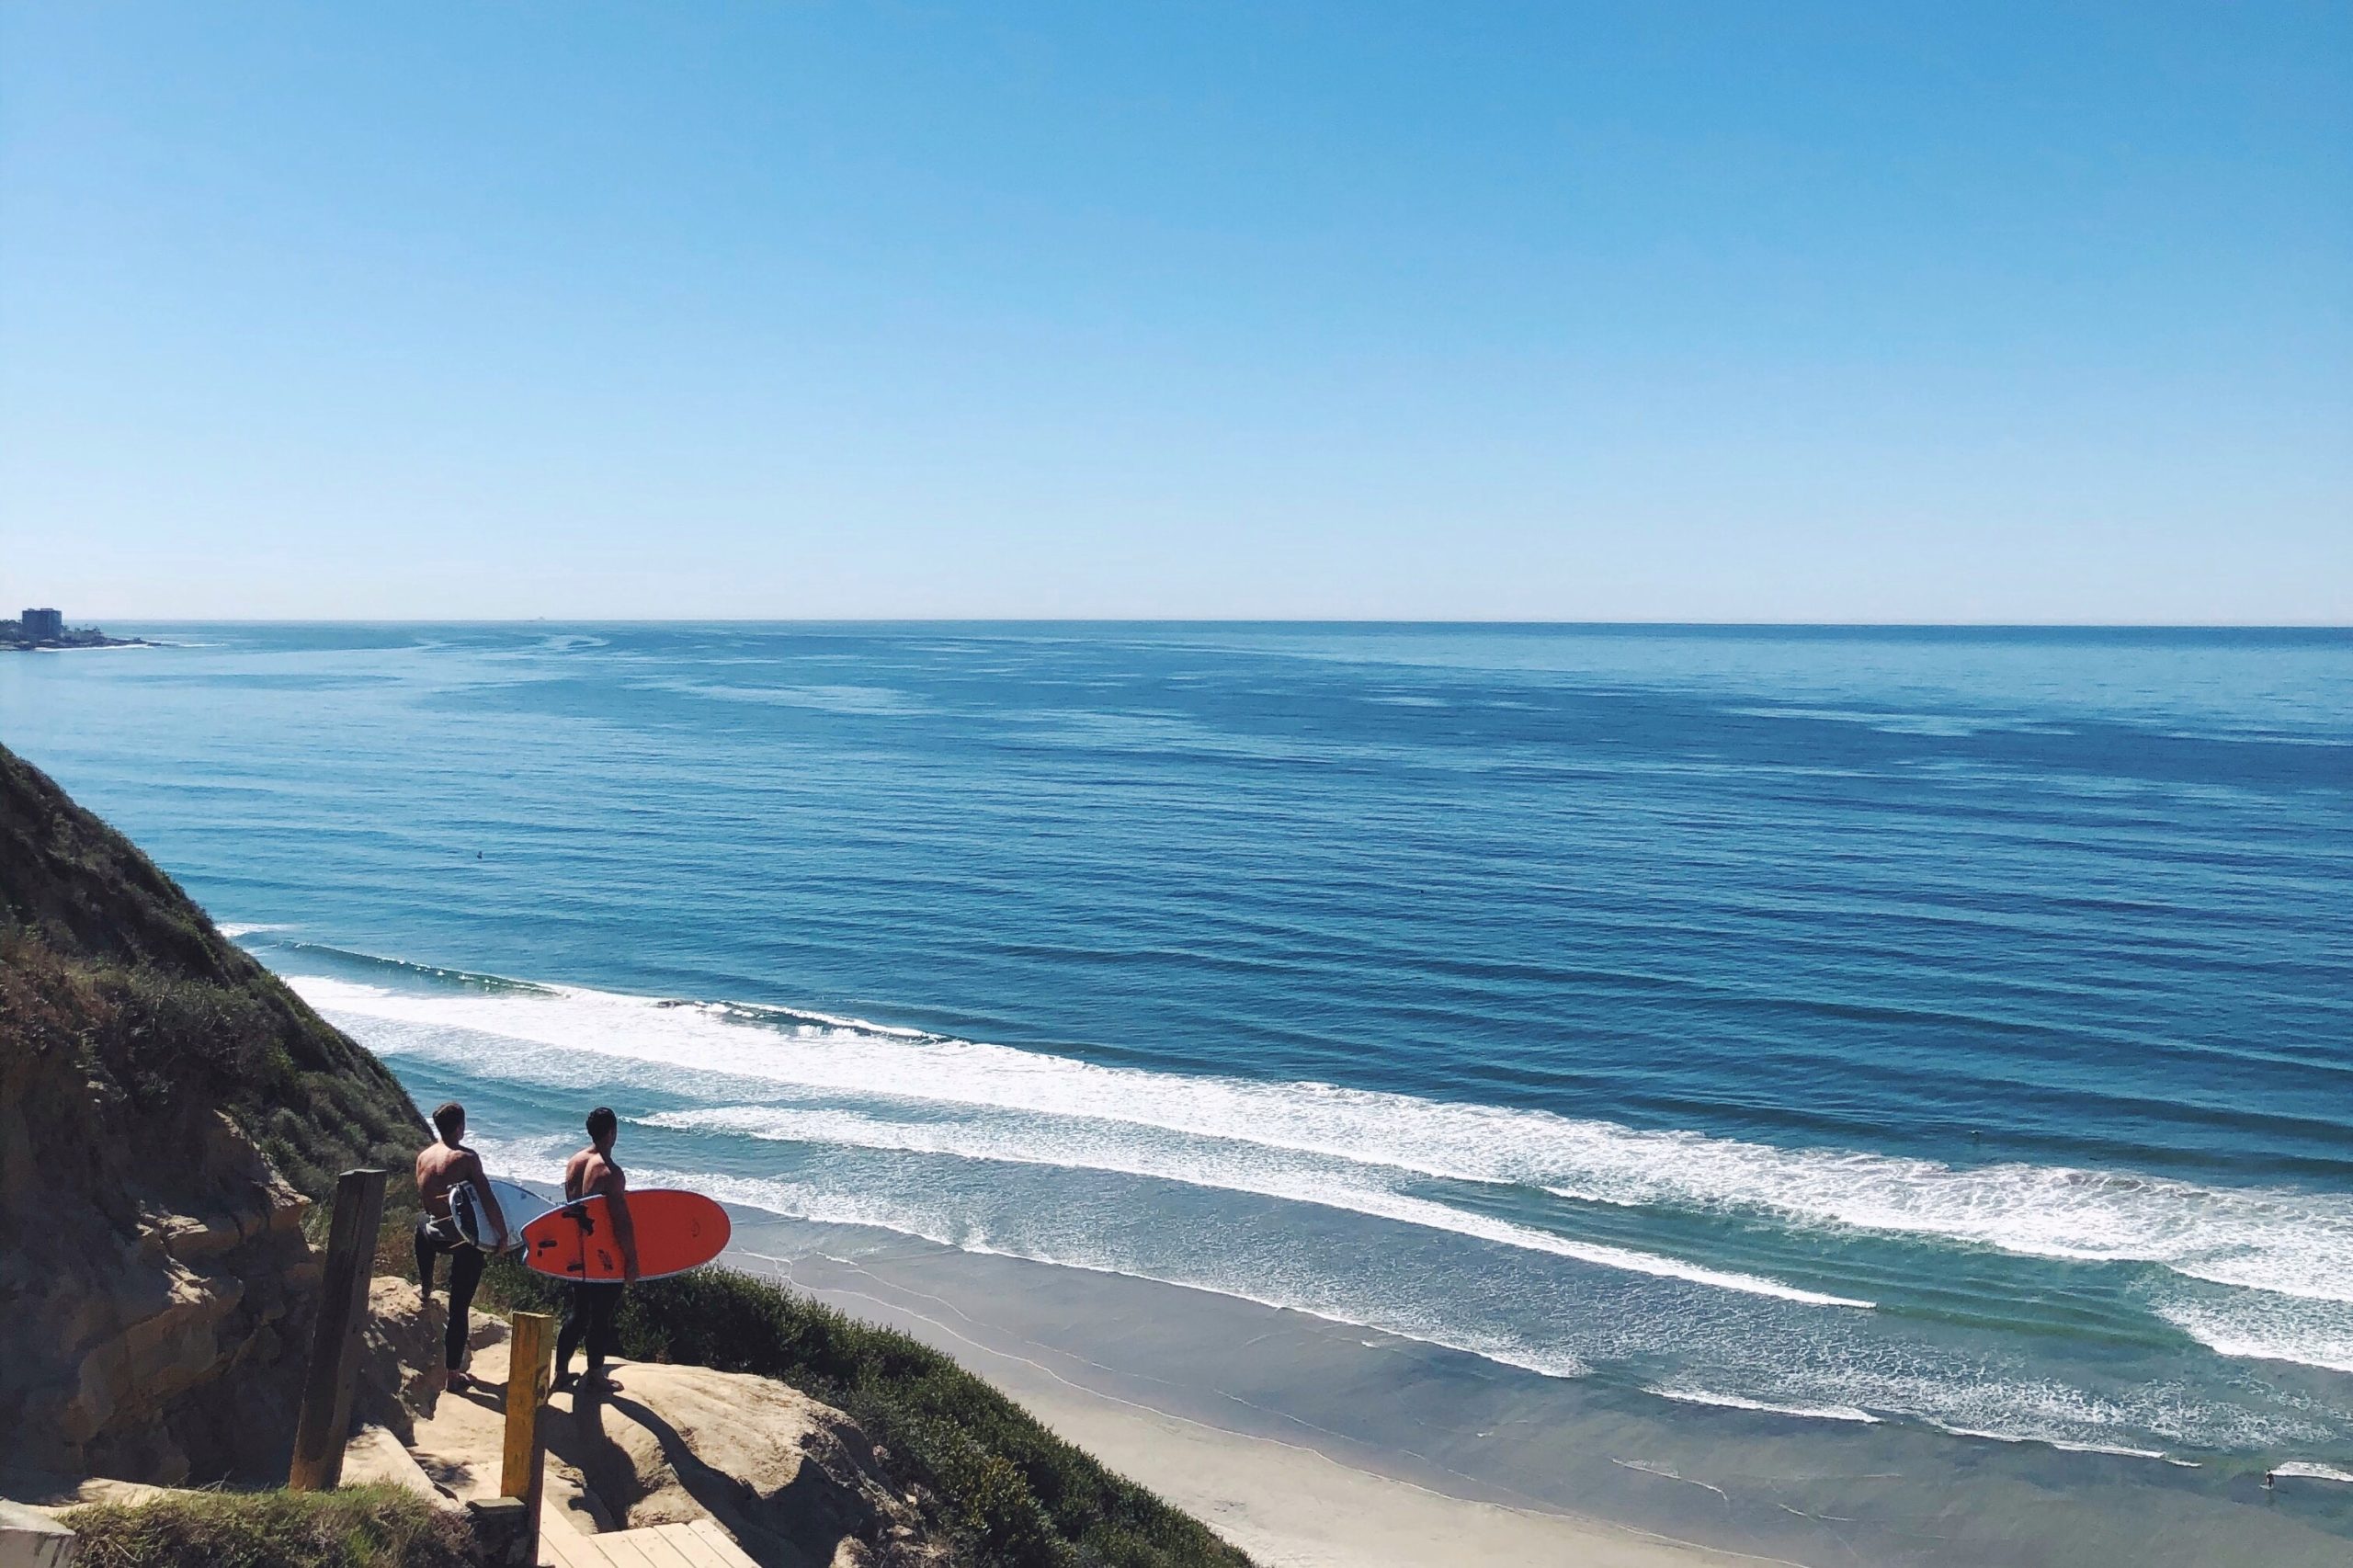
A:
[414, 1101, 508, 1392]
[553, 1105, 639, 1394]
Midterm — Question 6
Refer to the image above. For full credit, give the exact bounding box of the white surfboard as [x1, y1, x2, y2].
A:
[451, 1177, 551, 1254]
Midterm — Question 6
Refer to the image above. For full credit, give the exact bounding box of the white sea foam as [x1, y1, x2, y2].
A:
[454, 1083, 2332, 1458]
[1923, 1421, 2170, 1461]
[1646, 1387, 1881, 1424]
[219, 922, 289, 939]
[2272, 1461, 2353, 1483]
[289, 971, 2353, 1366]
[2153, 1292, 2353, 1375]
[1790, 1356, 2335, 1457]
[639, 1103, 1868, 1307]
[2050, 1439, 2171, 1460]
[313, 979, 1858, 1308]
[1540, 1158, 2353, 1306]
[586, 1163, 1602, 1382]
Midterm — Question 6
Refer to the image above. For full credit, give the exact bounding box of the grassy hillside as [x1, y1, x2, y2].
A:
[472, 1263, 1256, 1568]
[0, 741, 420, 1200]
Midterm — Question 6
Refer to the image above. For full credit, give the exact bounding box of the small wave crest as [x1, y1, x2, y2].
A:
[2272, 1461, 2353, 1483]
[640, 1104, 1869, 1308]
[2152, 1292, 2353, 1375]
[1922, 1421, 2172, 1462]
[1647, 1387, 1881, 1424]
[283, 944, 558, 995]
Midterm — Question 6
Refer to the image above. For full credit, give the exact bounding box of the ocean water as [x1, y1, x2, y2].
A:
[6, 622, 2350, 1475]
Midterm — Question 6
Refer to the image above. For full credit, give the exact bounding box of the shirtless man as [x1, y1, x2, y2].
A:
[553, 1106, 639, 1393]
[414, 1102, 507, 1392]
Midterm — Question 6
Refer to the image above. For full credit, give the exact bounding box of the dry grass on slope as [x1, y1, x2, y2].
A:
[63, 1485, 472, 1568]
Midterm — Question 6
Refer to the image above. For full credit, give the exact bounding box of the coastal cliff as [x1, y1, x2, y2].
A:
[0, 741, 420, 1482]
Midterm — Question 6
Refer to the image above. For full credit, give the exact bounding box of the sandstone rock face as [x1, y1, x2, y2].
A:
[2, 743, 424, 1486]
[351, 1277, 510, 1445]
[542, 1362, 943, 1568]
[340, 1424, 463, 1512]
[0, 1101, 320, 1484]
[377, 1284, 946, 1568]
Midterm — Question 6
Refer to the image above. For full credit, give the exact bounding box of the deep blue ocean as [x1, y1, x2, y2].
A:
[6, 623, 2349, 1472]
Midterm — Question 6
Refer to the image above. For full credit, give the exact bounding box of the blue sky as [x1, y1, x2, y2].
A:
[1, 3, 2346, 621]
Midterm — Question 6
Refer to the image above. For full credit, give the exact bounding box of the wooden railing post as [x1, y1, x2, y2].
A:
[502, 1310, 557, 1562]
[288, 1167, 388, 1490]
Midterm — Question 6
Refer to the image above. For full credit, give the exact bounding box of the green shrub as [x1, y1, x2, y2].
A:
[63, 1485, 472, 1568]
[1, 743, 423, 1211]
[467, 1259, 1251, 1568]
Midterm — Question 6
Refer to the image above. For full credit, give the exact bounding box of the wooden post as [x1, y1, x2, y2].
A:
[502, 1310, 557, 1563]
[288, 1166, 388, 1491]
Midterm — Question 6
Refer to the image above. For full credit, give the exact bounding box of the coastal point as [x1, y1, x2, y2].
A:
[4, 608, 146, 651]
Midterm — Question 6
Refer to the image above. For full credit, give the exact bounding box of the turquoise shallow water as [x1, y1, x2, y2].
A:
[6, 623, 2349, 1472]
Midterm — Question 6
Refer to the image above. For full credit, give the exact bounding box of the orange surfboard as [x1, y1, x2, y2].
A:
[521, 1189, 731, 1282]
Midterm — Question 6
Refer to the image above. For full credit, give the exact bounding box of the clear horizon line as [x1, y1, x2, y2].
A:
[58, 615, 2353, 632]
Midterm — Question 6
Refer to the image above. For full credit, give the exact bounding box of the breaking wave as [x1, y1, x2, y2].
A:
[284, 964, 2353, 1386]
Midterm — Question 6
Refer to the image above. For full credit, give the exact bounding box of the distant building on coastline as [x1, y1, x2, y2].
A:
[5, 607, 146, 651]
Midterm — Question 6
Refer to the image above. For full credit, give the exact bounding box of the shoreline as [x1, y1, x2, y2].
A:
[737, 1229, 1782, 1567]
[715, 1211, 2353, 1568]
[929, 1340, 1783, 1568]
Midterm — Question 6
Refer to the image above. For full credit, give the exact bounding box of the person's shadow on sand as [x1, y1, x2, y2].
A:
[550, 1375, 638, 1519]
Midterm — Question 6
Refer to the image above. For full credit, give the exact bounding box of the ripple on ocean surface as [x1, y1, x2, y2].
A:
[5, 620, 2348, 1488]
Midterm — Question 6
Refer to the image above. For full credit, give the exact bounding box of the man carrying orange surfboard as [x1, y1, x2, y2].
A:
[552, 1106, 639, 1393]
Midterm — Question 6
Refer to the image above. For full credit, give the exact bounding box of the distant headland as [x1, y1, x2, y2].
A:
[4, 608, 151, 650]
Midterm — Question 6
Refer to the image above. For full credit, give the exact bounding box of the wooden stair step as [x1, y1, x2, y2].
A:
[539, 1504, 760, 1567]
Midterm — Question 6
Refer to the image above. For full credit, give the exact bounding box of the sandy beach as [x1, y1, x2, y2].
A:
[906, 1332, 1782, 1568]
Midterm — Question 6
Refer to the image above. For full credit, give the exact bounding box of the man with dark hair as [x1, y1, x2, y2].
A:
[554, 1105, 639, 1393]
[414, 1101, 507, 1392]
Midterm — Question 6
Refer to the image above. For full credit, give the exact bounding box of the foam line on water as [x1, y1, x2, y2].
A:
[2151, 1292, 2353, 1375]
[639, 1103, 1870, 1308]
[473, 1150, 1602, 1382]
[2273, 1461, 2353, 1483]
[1922, 1421, 2172, 1462]
[285, 970, 2353, 1315]
[1646, 1388, 1881, 1424]
[339, 1001, 1862, 1310]
[462, 1135, 2333, 1457]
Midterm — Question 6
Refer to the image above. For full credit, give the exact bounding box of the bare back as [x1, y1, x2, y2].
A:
[415, 1142, 478, 1219]
[564, 1142, 638, 1277]
[564, 1146, 625, 1202]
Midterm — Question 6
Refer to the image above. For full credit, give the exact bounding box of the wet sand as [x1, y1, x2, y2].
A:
[723, 1212, 2353, 1568]
[969, 1369, 1774, 1568]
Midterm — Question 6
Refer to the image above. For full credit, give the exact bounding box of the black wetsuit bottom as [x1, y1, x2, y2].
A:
[414, 1214, 485, 1371]
[557, 1281, 624, 1376]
